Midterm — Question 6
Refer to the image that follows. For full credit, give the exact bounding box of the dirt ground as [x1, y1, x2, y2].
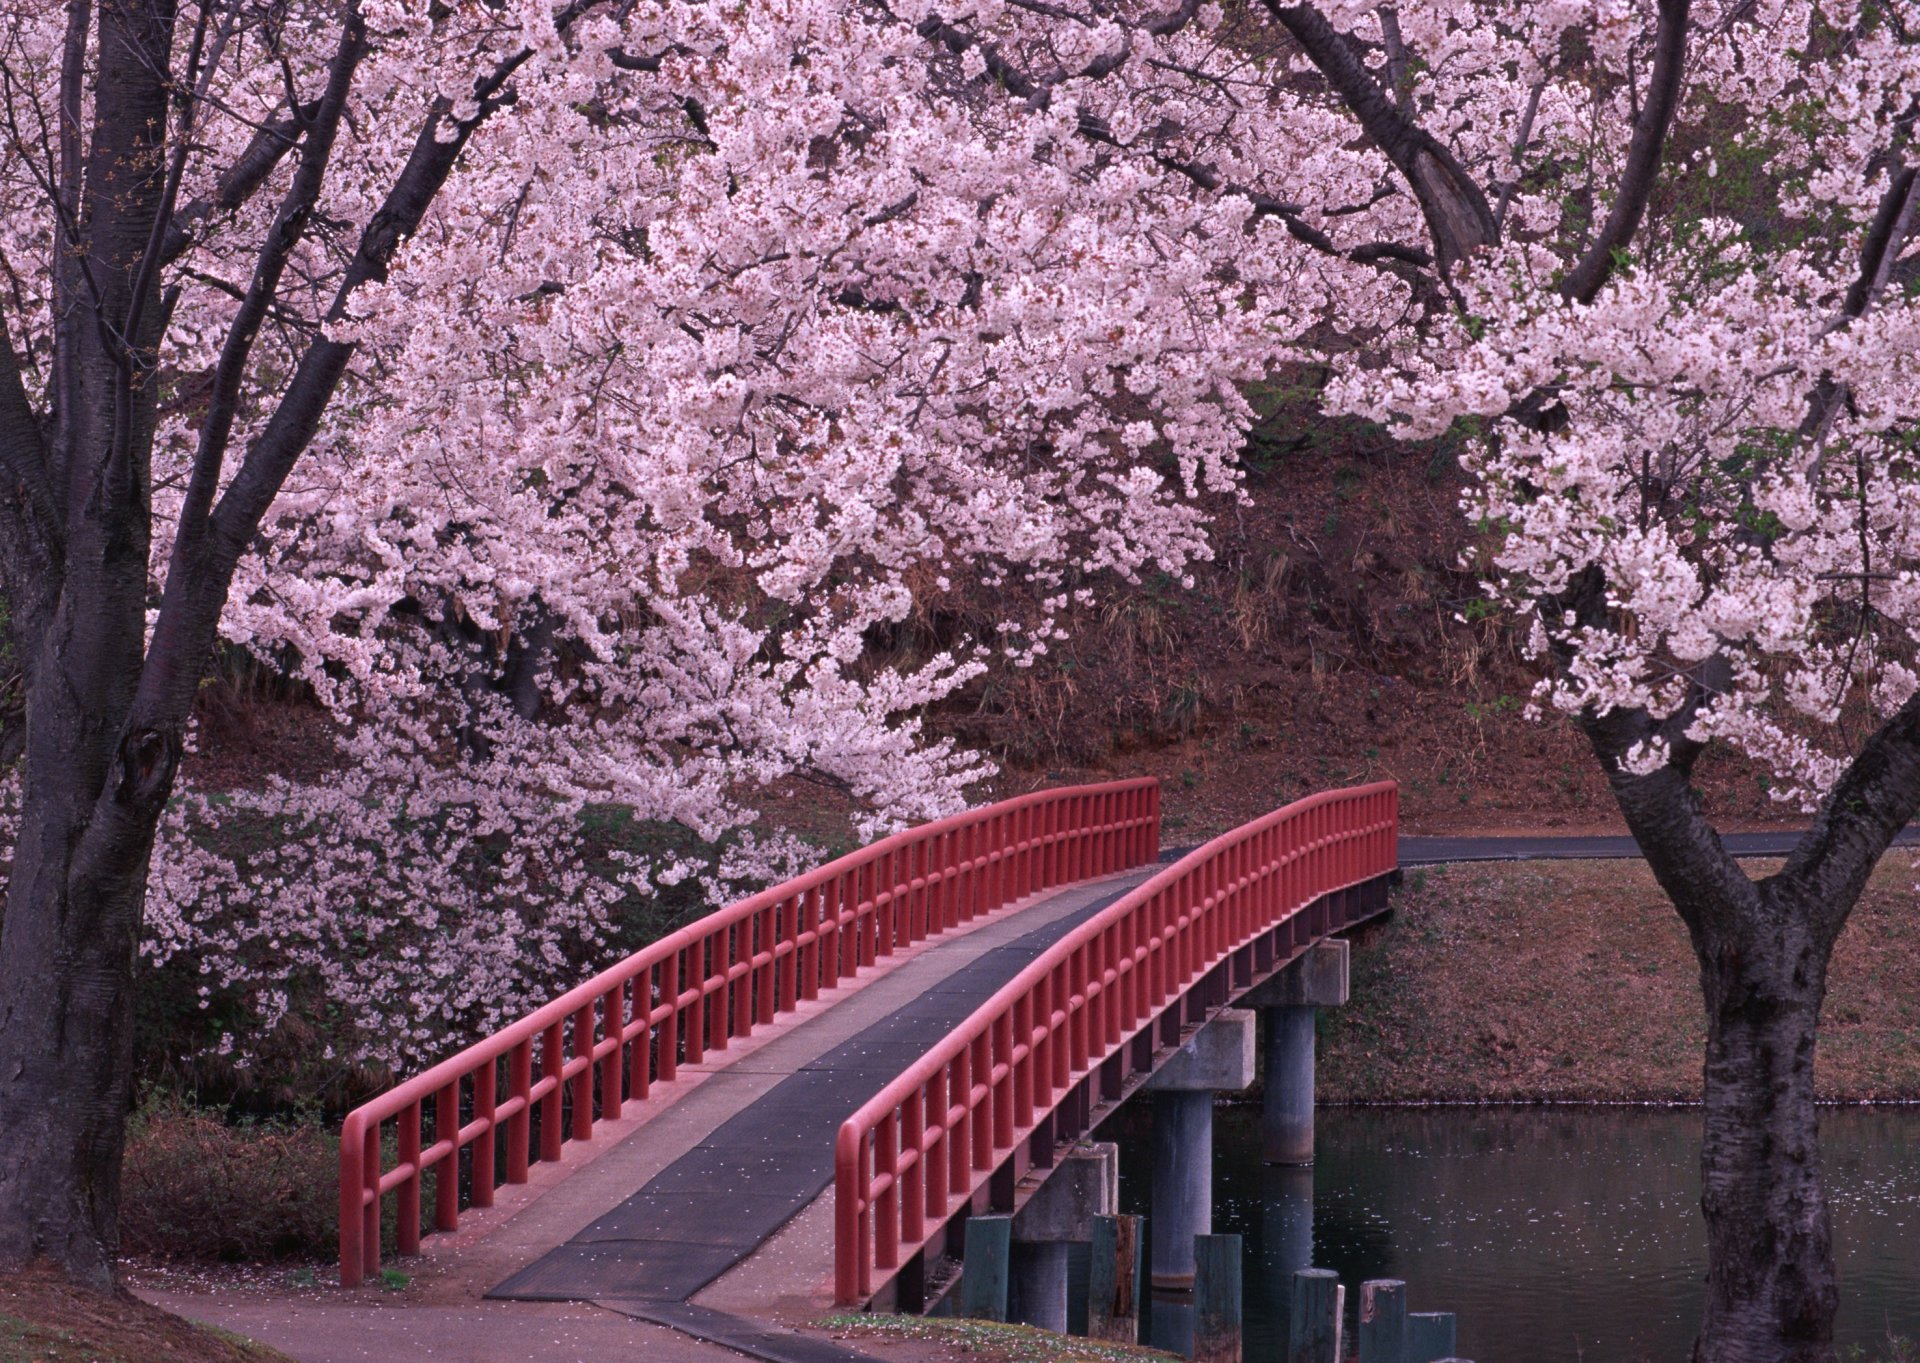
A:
[1317, 856, 1920, 1103]
[0, 1267, 296, 1363]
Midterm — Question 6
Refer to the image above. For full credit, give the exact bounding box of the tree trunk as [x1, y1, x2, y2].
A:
[0, 714, 168, 1285]
[1692, 903, 1839, 1363]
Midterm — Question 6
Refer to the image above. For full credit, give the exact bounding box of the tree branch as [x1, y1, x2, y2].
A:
[904, 2, 1431, 275]
[160, 7, 367, 633]
[1773, 692, 1920, 943]
[159, 101, 318, 267]
[1546, 567, 1754, 941]
[1262, 1, 1496, 275]
[133, 1, 608, 730]
[1558, 0, 1691, 303]
[1802, 163, 1920, 448]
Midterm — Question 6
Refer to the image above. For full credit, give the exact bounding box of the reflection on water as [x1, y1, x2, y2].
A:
[1096, 1105, 1920, 1363]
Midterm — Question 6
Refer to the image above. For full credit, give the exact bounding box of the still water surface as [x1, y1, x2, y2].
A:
[1096, 1105, 1920, 1362]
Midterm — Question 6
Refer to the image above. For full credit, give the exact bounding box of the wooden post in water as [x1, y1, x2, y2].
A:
[1287, 1268, 1339, 1363]
[959, 1215, 1012, 1322]
[1192, 1234, 1243, 1363]
[1358, 1278, 1406, 1363]
[1407, 1311, 1457, 1363]
[1088, 1214, 1143, 1343]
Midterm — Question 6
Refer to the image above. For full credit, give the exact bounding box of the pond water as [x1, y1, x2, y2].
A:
[1093, 1104, 1920, 1362]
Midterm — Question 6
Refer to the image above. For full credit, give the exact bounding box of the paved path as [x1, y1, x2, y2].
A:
[1399, 827, 1920, 865]
[137, 1293, 744, 1363]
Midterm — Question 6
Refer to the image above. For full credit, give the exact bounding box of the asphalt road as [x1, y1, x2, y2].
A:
[1399, 827, 1920, 865]
[1159, 827, 1920, 869]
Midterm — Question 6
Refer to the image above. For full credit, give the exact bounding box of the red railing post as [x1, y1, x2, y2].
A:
[657, 954, 679, 1083]
[434, 1081, 459, 1233]
[834, 1123, 869, 1304]
[507, 1037, 532, 1182]
[338, 1113, 367, 1287]
[473, 1059, 497, 1209]
[397, 1102, 422, 1255]
[875, 1114, 900, 1271]
[901, 1088, 926, 1246]
[540, 1020, 565, 1162]
[601, 983, 625, 1122]
[570, 1002, 596, 1141]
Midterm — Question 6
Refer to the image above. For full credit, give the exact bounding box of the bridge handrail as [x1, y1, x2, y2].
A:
[831, 780, 1398, 1304]
[338, 778, 1161, 1286]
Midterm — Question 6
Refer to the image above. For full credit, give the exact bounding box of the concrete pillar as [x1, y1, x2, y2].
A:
[1143, 1011, 1255, 1291]
[1241, 942, 1348, 1166]
[1009, 1242, 1069, 1333]
[1149, 1090, 1212, 1290]
[1008, 1142, 1117, 1332]
[1263, 1007, 1316, 1165]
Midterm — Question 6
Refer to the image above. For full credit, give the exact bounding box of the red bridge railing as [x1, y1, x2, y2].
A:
[832, 780, 1398, 1304]
[338, 779, 1159, 1286]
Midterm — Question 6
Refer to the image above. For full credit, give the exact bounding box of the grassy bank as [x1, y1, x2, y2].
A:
[0, 1270, 294, 1363]
[1317, 856, 1920, 1103]
[819, 1314, 1179, 1363]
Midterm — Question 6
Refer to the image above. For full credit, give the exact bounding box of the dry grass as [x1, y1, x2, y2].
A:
[1318, 856, 1920, 1103]
[0, 1269, 295, 1363]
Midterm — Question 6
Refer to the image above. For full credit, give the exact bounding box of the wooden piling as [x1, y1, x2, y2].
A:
[1287, 1268, 1339, 1363]
[1192, 1234, 1243, 1363]
[1358, 1278, 1406, 1363]
[1089, 1214, 1143, 1343]
[959, 1215, 1012, 1322]
[1407, 1311, 1457, 1363]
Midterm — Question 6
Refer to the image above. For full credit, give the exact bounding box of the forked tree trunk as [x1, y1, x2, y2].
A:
[1692, 903, 1839, 1363]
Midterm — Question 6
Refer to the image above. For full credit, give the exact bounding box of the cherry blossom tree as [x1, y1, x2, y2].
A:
[1, 1, 1916, 1359]
[0, 0, 1332, 1287]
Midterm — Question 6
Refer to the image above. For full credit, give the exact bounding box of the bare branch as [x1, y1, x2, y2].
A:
[1802, 164, 1920, 456]
[1559, 0, 1691, 303]
[1493, 76, 1547, 236]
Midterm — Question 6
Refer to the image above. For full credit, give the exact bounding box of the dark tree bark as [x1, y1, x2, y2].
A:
[0, 0, 595, 1287]
[1565, 566, 1920, 1362]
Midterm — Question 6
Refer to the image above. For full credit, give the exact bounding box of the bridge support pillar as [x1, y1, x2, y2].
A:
[1242, 941, 1348, 1166]
[1009, 1142, 1117, 1333]
[1144, 1010, 1255, 1290]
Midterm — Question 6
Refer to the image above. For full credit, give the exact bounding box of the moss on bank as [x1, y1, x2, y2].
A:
[1317, 856, 1920, 1103]
[818, 1313, 1179, 1363]
[0, 1271, 295, 1363]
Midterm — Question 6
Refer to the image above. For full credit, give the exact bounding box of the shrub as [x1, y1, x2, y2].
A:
[120, 1100, 338, 1262]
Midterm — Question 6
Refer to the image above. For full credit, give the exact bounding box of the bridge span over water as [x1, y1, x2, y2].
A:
[336, 779, 1400, 1356]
